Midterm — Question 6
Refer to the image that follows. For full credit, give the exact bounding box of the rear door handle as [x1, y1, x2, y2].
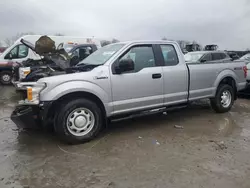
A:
[152, 73, 162, 79]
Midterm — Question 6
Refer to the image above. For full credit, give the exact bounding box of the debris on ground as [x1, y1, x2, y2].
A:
[209, 140, 227, 150]
[138, 136, 142, 139]
[155, 140, 160, 145]
[174, 125, 184, 129]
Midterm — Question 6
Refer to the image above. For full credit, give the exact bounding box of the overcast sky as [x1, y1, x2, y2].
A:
[0, 0, 250, 50]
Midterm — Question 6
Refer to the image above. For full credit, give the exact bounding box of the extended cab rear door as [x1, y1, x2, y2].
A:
[110, 44, 164, 115]
[158, 43, 189, 105]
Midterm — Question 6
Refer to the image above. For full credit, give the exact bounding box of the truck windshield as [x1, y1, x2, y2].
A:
[184, 53, 204, 62]
[77, 43, 125, 65]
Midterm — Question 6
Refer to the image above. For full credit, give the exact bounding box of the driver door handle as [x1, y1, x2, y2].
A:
[152, 73, 162, 79]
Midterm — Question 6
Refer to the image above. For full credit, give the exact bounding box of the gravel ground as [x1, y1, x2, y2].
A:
[0, 85, 250, 188]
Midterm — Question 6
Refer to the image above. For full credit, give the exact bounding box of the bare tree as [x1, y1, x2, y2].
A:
[4, 38, 13, 47]
[4, 32, 34, 46]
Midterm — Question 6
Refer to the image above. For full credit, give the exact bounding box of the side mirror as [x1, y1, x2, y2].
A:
[200, 59, 206, 63]
[115, 58, 134, 74]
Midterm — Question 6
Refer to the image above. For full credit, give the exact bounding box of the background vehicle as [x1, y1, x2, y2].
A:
[185, 43, 202, 52]
[0, 60, 14, 84]
[0, 47, 7, 55]
[237, 53, 250, 94]
[240, 53, 250, 62]
[11, 41, 247, 144]
[204, 44, 218, 51]
[227, 51, 240, 60]
[13, 39, 98, 85]
[0, 35, 101, 63]
[184, 51, 232, 63]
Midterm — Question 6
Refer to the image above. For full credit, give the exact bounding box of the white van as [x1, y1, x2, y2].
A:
[0, 35, 102, 63]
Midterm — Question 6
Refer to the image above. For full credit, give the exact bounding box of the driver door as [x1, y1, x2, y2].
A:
[110, 44, 164, 115]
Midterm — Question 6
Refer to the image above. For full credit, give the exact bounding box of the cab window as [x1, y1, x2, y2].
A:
[201, 53, 212, 62]
[212, 53, 222, 61]
[5, 44, 28, 59]
[160, 45, 179, 66]
[119, 45, 156, 73]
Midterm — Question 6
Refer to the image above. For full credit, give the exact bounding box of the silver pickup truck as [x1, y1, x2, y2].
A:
[11, 41, 247, 144]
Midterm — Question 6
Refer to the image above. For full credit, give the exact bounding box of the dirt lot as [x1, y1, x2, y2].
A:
[1, 85, 250, 188]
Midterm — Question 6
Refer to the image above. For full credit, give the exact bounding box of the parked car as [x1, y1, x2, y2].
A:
[240, 53, 250, 62]
[185, 44, 202, 52]
[237, 53, 250, 94]
[227, 51, 240, 60]
[204, 44, 218, 51]
[11, 41, 247, 144]
[0, 35, 101, 63]
[0, 60, 14, 84]
[12, 39, 98, 88]
[184, 51, 232, 63]
[0, 35, 100, 85]
[0, 47, 7, 55]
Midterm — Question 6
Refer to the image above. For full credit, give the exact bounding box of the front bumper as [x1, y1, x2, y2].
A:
[11, 102, 53, 129]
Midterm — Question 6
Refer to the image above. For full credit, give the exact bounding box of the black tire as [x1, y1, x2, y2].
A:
[54, 98, 103, 144]
[210, 84, 234, 113]
[0, 71, 12, 85]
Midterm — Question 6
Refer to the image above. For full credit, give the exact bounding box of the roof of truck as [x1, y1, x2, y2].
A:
[116, 40, 178, 44]
[187, 51, 226, 54]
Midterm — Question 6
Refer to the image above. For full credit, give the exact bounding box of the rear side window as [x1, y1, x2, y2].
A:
[160, 45, 179, 66]
[212, 53, 222, 61]
[201, 53, 212, 62]
[220, 53, 227, 59]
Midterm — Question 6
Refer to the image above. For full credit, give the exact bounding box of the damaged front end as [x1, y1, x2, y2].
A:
[11, 82, 51, 129]
[12, 36, 70, 86]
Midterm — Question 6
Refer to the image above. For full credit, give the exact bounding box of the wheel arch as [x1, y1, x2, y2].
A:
[215, 76, 237, 100]
[46, 91, 107, 126]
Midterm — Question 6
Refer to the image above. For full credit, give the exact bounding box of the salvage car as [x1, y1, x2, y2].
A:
[227, 51, 240, 60]
[184, 51, 232, 63]
[0, 60, 14, 84]
[0, 35, 101, 63]
[13, 38, 98, 88]
[11, 41, 247, 144]
[237, 54, 250, 94]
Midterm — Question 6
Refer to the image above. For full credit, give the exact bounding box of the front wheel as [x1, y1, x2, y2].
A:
[54, 98, 103, 144]
[0, 71, 12, 85]
[210, 84, 234, 113]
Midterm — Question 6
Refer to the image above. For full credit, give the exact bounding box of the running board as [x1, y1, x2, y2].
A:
[110, 103, 188, 122]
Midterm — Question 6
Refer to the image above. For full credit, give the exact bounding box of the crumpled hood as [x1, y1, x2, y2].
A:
[21, 39, 36, 52]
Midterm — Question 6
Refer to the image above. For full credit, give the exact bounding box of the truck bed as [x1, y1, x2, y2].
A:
[186, 60, 246, 101]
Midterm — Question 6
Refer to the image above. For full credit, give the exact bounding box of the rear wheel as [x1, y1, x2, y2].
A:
[0, 71, 12, 85]
[210, 84, 234, 113]
[54, 98, 103, 144]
